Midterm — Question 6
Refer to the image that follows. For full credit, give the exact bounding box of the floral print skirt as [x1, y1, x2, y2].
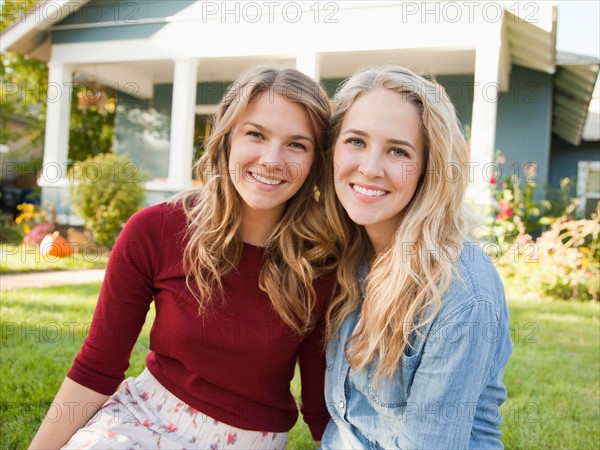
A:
[62, 369, 288, 449]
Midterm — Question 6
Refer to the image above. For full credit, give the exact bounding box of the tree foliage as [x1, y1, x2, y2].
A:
[1, 0, 47, 174]
[69, 83, 116, 163]
[1, 0, 116, 178]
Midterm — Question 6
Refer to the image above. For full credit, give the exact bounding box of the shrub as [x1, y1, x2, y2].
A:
[482, 152, 599, 302]
[0, 212, 23, 243]
[498, 202, 599, 302]
[69, 153, 148, 248]
[532, 203, 599, 301]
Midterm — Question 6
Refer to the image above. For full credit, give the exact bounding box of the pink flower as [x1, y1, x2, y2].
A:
[499, 155, 506, 164]
[164, 423, 178, 433]
[185, 405, 198, 415]
[497, 201, 514, 220]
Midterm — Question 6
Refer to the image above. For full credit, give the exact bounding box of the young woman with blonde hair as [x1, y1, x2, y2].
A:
[321, 65, 513, 449]
[30, 66, 337, 449]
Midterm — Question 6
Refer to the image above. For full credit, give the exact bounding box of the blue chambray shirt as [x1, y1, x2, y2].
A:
[321, 242, 513, 449]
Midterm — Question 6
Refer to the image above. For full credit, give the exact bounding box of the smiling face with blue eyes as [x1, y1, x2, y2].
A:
[228, 90, 315, 241]
[333, 88, 426, 252]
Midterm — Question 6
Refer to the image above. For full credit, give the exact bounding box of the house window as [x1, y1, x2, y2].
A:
[577, 161, 600, 217]
[193, 105, 218, 182]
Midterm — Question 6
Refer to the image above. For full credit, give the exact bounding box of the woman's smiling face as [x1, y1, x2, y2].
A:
[228, 91, 315, 220]
[333, 88, 425, 248]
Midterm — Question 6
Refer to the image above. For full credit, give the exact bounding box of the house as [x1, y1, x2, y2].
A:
[1, 0, 598, 223]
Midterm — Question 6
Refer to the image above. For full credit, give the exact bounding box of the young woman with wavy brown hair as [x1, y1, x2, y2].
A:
[320, 65, 513, 449]
[30, 66, 337, 450]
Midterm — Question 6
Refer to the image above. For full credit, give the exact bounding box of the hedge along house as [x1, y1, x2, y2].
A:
[1, 0, 598, 223]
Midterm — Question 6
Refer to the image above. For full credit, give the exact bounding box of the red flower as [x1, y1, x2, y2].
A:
[489, 175, 497, 185]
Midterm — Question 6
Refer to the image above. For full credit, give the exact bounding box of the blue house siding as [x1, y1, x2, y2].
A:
[549, 136, 600, 190]
[495, 66, 553, 195]
[436, 75, 475, 135]
[53, 0, 193, 43]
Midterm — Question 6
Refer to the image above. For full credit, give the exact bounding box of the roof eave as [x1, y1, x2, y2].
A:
[0, 0, 90, 60]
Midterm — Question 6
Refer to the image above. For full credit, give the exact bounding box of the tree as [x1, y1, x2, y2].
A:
[69, 82, 116, 163]
[1, 0, 48, 177]
[1, 0, 116, 179]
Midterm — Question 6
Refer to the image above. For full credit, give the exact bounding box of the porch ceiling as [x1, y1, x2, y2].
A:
[320, 48, 475, 78]
[0, 0, 89, 59]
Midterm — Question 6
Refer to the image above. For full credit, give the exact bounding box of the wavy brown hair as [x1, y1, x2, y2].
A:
[324, 66, 471, 381]
[173, 66, 337, 334]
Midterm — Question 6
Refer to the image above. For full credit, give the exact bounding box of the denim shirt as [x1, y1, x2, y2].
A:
[321, 242, 513, 449]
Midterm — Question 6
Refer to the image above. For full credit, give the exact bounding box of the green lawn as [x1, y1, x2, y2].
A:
[0, 284, 315, 449]
[0, 244, 108, 274]
[499, 280, 600, 449]
[1, 281, 598, 449]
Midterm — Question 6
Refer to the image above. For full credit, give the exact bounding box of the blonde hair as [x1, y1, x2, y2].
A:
[324, 65, 471, 381]
[175, 65, 337, 334]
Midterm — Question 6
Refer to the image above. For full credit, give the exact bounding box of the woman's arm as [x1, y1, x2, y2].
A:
[395, 297, 512, 449]
[29, 377, 110, 449]
[298, 316, 331, 444]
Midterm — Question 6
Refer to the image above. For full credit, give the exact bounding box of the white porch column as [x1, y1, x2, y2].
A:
[467, 44, 501, 206]
[40, 62, 73, 185]
[167, 59, 198, 190]
[296, 50, 321, 81]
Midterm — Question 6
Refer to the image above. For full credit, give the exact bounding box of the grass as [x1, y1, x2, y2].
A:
[0, 244, 108, 274]
[498, 270, 600, 449]
[1, 280, 599, 449]
[0, 283, 316, 449]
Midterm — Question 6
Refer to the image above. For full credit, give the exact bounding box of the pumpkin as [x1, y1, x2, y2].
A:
[40, 231, 73, 258]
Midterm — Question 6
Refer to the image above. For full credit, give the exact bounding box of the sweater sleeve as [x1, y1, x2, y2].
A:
[66, 204, 164, 395]
[298, 314, 331, 440]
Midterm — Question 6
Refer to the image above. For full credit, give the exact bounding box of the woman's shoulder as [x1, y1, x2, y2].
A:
[125, 201, 187, 230]
[439, 241, 506, 318]
[114, 201, 188, 252]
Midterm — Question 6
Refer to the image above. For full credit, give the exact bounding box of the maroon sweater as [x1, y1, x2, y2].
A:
[67, 202, 335, 439]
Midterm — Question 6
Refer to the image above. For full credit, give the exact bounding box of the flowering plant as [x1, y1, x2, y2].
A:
[488, 153, 550, 253]
[15, 203, 49, 236]
[484, 152, 599, 301]
[505, 203, 600, 302]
